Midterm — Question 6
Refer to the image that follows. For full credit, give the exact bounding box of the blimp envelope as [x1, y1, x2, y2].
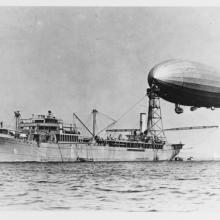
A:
[148, 59, 220, 107]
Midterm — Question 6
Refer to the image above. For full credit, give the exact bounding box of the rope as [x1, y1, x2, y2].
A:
[115, 95, 147, 123]
[96, 121, 117, 136]
[98, 111, 116, 122]
[96, 95, 146, 135]
[84, 113, 92, 127]
[57, 143, 64, 162]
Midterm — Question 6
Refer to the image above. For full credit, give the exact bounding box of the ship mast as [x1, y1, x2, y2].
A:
[14, 110, 21, 131]
[92, 109, 98, 138]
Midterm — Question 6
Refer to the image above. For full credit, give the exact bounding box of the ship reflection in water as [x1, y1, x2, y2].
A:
[0, 161, 220, 211]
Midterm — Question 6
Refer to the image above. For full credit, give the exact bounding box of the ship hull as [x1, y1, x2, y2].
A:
[0, 136, 181, 162]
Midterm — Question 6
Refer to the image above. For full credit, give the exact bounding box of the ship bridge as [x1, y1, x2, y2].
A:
[19, 110, 63, 133]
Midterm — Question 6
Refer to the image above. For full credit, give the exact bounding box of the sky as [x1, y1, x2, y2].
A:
[1, 7, 220, 159]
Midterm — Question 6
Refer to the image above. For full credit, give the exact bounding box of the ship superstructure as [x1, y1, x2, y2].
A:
[17, 110, 84, 145]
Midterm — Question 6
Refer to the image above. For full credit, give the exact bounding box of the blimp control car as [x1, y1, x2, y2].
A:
[148, 59, 220, 114]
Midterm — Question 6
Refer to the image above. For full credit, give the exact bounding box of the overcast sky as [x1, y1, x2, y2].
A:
[1, 7, 220, 159]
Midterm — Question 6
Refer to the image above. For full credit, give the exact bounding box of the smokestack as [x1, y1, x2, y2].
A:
[140, 113, 146, 133]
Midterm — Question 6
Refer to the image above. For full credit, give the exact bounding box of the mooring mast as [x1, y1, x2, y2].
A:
[146, 87, 166, 142]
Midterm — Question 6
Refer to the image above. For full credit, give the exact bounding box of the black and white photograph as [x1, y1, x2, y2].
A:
[1, 2, 220, 214]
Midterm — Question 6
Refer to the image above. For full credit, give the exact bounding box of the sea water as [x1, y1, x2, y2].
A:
[0, 161, 220, 211]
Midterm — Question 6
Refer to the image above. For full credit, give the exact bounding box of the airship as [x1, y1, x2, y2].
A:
[148, 59, 220, 114]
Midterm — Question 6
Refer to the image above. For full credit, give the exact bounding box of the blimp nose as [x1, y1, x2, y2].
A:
[148, 62, 166, 87]
[148, 67, 155, 87]
[148, 60, 184, 88]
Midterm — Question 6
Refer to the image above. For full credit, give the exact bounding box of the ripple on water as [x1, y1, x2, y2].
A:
[36, 180, 47, 184]
[94, 187, 148, 193]
[175, 177, 200, 181]
[171, 190, 186, 195]
[0, 161, 220, 211]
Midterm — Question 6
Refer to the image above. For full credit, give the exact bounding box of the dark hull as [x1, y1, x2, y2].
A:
[148, 59, 220, 107]
[155, 79, 220, 107]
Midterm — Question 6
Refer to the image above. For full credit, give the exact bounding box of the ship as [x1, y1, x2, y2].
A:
[0, 87, 183, 162]
[2, 58, 220, 162]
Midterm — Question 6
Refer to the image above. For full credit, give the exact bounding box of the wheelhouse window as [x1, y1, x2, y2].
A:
[45, 118, 58, 123]
[34, 120, 44, 123]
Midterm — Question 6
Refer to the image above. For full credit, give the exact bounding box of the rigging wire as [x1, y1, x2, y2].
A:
[98, 111, 116, 123]
[115, 95, 147, 123]
[96, 95, 147, 136]
[84, 113, 93, 132]
[96, 121, 117, 136]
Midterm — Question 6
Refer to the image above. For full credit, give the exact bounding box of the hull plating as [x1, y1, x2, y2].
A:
[0, 137, 180, 162]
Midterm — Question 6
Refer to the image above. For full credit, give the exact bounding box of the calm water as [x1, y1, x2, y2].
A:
[0, 161, 220, 211]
